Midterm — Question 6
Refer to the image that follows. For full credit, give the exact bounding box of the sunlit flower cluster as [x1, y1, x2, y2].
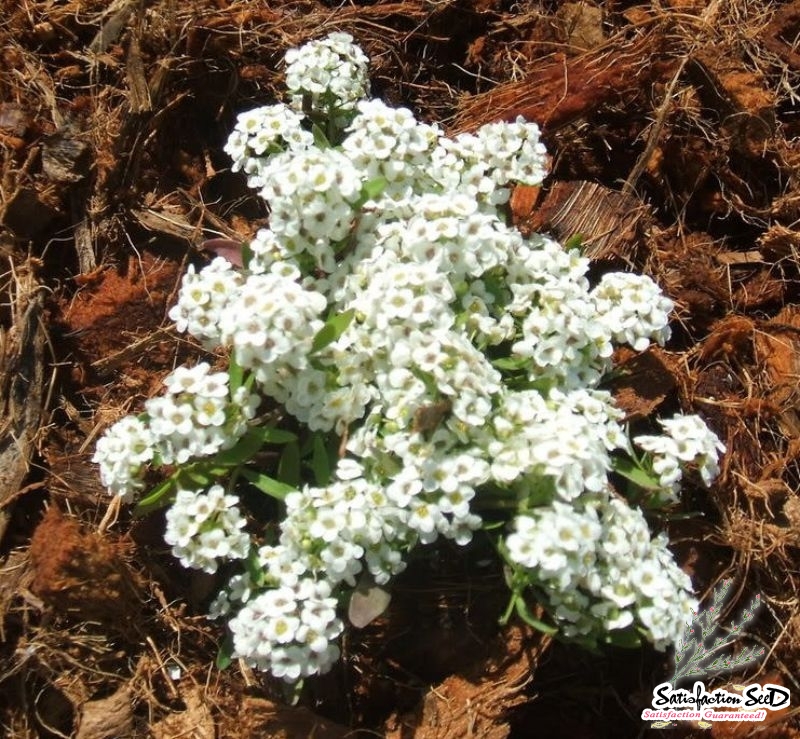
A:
[219, 271, 328, 381]
[634, 414, 726, 501]
[93, 363, 259, 499]
[429, 118, 548, 207]
[144, 363, 259, 465]
[224, 103, 313, 185]
[259, 148, 363, 271]
[485, 389, 621, 500]
[506, 496, 698, 649]
[228, 578, 344, 679]
[592, 272, 674, 352]
[167, 258, 243, 349]
[342, 99, 441, 200]
[93, 416, 155, 500]
[94, 33, 726, 682]
[278, 465, 413, 587]
[284, 31, 369, 122]
[164, 485, 250, 573]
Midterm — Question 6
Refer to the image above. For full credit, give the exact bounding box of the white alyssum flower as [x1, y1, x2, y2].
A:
[591, 272, 674, 351]
[257, 147, 363, 271]
[429, 116, 547, 207]
[164, 485, 250, 573]
[342, 99, 441, 197]
[224, 103, 313, 185]
[94, 32, 727, 683]
[208, 572, 253, 620]
[228, 578, 344, 680]
[634, 414, 725, 500]
[279, 466, 413, 586]
[485, 388, 619, 500]
[145, 362, 260, 465]
[217, 273, 327, 385]
[92, 416, 156, 501]
[168, 257, 243, 349]
[284, 31, 369, 122]
[505, 494, 697, 649]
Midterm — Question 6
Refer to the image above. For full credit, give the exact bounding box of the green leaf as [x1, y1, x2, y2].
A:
[239, 467, 294, 500]
[311, 432, 332, 486]
[278, 442, 301, 488]
[480, 519, 506, 531]
[240, 241, 255, 270]
[257, 427, 297, 445]
[515, 597, 559, 635]
[352, 177, 387, 209]
[606, 628, 643, 649]
[244, 548, 267, 587]
[228, 353, 244, 394]
[564, 233, 584, 251]
[183, 467, 215, 488]
[363, 177, 387, 200]
[481, 267, 510, 305]
[203, 464, 233, 478]
[212, 428, 267, 467]
[216, 633, 234, 670]
[491, 356, 530, 371]
[311, 122, 331, 149]
[611, 455, 663, 491]
[134, 477, 177, 517]
[310, 309, 355, 354]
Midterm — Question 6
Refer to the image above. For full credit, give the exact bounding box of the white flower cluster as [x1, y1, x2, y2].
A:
[507, 238, 675, 388]
[431, 118, 548, 206]
[486, 389, 623, 500]
[164, 485, 250, 573]
[168, 260, 331, 389]
[591, 272, 674, 351]
[224, 104, 312, 181]
[506, 496, 697, 649]
[342, 100, 440, 201]
[634, 414, 726, 501]
[284, 31, 369, 122]
[207, 571, 253, 620]
[93, 416, 155, 499]
[219, 271, 328, 383]
[279, 470, 411, 587]
[145, 363, 258, 464]
[228, 578, 343, 680]
[93, 363, 259, 500]
[94, 33, 726, 682]
[258, 148, 362, 270]
[167, 258, 244, 349]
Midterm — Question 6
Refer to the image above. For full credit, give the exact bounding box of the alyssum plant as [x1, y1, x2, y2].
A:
[94, 33, 725, 681]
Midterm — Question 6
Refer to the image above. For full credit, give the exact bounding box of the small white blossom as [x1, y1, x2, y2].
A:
[92, 416, 156, 501]
[634, 414, 725, 500]
[229, 578, 344, 679]
[164, 486, 250, 573]
[285, 32, 369, 124]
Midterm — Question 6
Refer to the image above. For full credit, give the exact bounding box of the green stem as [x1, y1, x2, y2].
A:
[499, 593, 517, 626]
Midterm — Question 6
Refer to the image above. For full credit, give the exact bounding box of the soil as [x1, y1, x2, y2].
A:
[2, 1, 800, 737]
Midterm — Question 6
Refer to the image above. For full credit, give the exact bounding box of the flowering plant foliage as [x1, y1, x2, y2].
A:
[93, 32, 726, 681]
